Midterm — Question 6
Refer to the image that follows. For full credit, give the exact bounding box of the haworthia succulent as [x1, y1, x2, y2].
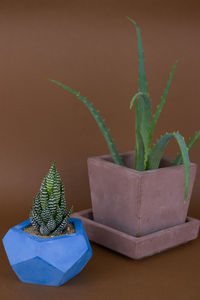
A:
[30, 163, 73, 236]
[46, 162, 56, 195]
[52, 206, 73, 236]
[47, 79, 123, 166]
[147, 132, 190, 202]
[40, 178, 48, 210]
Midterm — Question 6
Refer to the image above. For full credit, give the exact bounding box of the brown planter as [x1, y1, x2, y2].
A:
[87, 151, 197, 236]
[72, 209, 200, 260]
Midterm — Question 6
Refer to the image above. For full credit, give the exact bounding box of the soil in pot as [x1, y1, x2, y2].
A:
[24, 223, 75, 238]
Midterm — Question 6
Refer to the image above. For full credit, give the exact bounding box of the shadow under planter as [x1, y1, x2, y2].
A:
[3, 218, 92, 286]
[72, 209, 200, 260]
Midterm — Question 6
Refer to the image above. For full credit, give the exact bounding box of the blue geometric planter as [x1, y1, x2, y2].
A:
[3, 218, 92, 286]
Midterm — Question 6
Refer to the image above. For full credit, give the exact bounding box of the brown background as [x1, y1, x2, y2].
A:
[1, 0, 200, 299]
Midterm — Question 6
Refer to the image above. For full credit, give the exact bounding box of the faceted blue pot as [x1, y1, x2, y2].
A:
[3, 218, 92, 286]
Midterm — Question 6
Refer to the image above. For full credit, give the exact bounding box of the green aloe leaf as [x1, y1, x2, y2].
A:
[47, 79, 123, 166]
[127, 17, 151, 170]
[149, 61, 178, 146]
[173, 130, 200, 165]
[133, 94, 145, 170]
[147, 131, 190, 202]
[130, 91, 147, 110]
[127, 17, 148, 94]
[134, 130, 145, 170]
[139, 93, 151, 169]
[147, 133, 172, 169]
[130, 91, 150, 170]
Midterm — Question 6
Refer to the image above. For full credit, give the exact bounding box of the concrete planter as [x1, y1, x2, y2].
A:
[3, 218, 92, 286]
[88, 151, 197, 236]
[72, 209, 200, 259]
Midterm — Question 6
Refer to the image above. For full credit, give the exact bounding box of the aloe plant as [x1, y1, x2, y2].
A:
[30, 162, 73, 236]
[47, 18, 200, 202]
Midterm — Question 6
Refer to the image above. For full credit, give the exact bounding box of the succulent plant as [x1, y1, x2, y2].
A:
[47, 19, 200, 202]
[30, 163, 73, 236]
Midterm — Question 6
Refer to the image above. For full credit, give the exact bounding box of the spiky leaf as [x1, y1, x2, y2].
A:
[33, 193, 42, 215]
[55, 206, 63, 226]
[30, 208, 43, 226]
[130, 91, 148, 109]
[29, 211, 40, 233]
[30, 162, 73, 236]
[48, 193, 57, 217]
[173, 130, 200, 165]
[47, 79, 123, 166]
[53, 171, 61, 203]
[47, 217, 57, 231]
[60, 183, 67, 215]
[46, 163, 56, 195]
[52, 206, 73, 235]
[127, 17, 148, 94]
[134, 131, 145, 170]
[40, 223, 51, 236]
[149, 61, 178, 145]
[147, 132, 190, 202]
[40, 177, 48, 209]
[41, 206, 51, 223]
[127, 17, 151, 169]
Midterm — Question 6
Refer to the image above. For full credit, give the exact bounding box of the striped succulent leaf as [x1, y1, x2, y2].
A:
[46, 163, 56, 195]
[30, 162, 73, 236]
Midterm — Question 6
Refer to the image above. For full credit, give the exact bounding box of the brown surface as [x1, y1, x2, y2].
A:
[0, 0, 200, 299]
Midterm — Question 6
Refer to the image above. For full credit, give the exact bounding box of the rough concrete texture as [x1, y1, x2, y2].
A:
[87, 151, 197, 236]
[72, 209, 200, 260]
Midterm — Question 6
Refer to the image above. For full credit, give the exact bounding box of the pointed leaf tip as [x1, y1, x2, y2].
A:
[47, 79, 123, 166]
[126, 16, 137, 25]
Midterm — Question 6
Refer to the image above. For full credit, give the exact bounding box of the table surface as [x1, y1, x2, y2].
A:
[1, 224, 200, 300]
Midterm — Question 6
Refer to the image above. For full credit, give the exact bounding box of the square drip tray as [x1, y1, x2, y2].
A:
[72, 209, 200, 260]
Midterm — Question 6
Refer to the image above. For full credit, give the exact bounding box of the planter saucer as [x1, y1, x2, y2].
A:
[72, 209, 200, 260]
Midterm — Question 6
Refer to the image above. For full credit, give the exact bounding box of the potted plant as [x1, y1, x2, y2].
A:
[46, 18, 200, 253]
[3, 163, 92, 286]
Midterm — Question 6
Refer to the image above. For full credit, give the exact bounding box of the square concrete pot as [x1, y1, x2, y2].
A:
[3, 218, 92, 286]
[87, 151, 197, 236]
